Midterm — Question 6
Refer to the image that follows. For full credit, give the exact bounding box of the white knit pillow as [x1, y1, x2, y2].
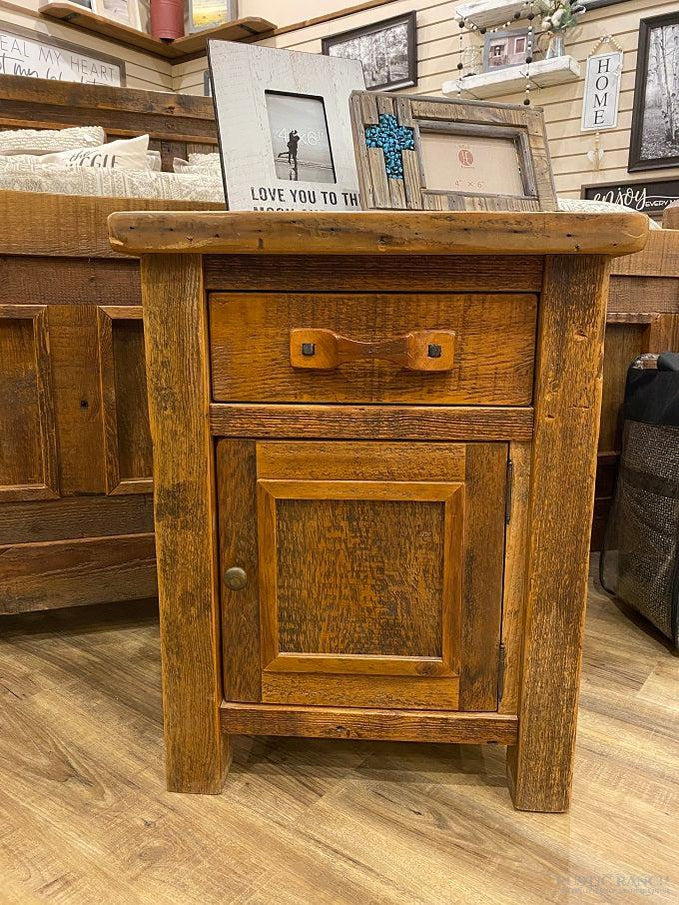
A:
[0, 135, 151, 172]
[0, 125, 106, 155]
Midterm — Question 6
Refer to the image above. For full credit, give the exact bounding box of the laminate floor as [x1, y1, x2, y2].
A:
[0, 564, 676, 904]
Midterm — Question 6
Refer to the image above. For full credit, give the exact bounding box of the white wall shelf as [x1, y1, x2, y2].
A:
[455, 0, 534, 29]
[442, 56, 580, 100]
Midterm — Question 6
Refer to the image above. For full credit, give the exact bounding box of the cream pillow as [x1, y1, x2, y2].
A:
[0, 125, 106, 155]
[147, 150, 162, 171]
[173, 153, 221, 174]
[40, 134, 150, 169]
[0, 135, 151, 172]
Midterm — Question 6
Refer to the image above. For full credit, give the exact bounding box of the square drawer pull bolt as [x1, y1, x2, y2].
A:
[428, 343, 442, 359]
[301, 342, 316, 357]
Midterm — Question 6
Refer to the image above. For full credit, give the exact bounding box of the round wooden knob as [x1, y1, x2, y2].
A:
[224, 567, 247, 591]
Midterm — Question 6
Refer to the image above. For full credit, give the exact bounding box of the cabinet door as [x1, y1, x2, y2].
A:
[218, 441, 507, 712]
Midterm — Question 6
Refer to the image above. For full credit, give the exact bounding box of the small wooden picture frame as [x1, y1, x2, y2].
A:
[92, 0, 142, 31]
[349, 92, 557, 212]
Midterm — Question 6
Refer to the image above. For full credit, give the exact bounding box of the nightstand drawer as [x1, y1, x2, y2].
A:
[209, 292, 537, 406]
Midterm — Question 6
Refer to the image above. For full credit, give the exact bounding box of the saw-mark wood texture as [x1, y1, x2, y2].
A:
[114, 209, 648, 811]
[0, 76, 222, 615]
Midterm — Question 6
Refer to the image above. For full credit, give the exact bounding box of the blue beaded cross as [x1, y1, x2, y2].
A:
[365, 114, 415, 180]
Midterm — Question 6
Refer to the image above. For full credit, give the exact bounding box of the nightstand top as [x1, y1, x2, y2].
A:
[108, 210, 649, 259]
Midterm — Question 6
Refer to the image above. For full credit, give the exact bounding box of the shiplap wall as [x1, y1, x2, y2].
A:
[0, 0, 172, 91]
[0, 0, 676, 196]
[173, 0, 678, 198]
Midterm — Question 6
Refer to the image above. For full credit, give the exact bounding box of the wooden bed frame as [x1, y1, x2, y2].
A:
[593, 221, 679, 549]
[0, 76, 221, 615]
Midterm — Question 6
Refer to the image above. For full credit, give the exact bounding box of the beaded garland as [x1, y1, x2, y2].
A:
[364, 114, 416, 180]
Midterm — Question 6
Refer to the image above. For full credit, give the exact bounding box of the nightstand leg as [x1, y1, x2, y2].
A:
[141, 254, 228, 794]
[508, 255, 609, 812]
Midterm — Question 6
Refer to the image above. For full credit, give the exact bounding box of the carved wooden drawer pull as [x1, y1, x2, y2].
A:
[289, 328, 456, 372]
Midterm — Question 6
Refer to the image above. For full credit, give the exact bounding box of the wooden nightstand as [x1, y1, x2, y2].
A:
[108, 210, 648, 812]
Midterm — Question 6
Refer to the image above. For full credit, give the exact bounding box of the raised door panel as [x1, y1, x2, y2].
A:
[217, 440, 507, 712]
[0, 305, 58, 501]
[97, 306, 153, 495]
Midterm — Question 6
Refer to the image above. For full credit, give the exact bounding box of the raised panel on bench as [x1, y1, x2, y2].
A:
[0, 305, 58, 502]
[97, 306, 153, 495]
[217, 440, 507, 712]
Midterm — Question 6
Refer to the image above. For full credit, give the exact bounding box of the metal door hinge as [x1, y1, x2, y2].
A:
[505, 458, 514, 526]
[497, 642, 506, 703]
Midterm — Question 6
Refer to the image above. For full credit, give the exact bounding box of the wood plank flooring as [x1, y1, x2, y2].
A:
[0, 563, 676, 904]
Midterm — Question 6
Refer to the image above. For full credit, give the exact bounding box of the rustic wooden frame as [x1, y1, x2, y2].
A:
[97, 305, 153, 497]
[0, 304, 58, 503]
[628, 12, 679, 173]
[349, 92, 557, 211]
[321, 11, 418, 91]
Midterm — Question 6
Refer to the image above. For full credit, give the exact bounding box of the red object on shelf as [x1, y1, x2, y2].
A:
[150, 0, 185, 40]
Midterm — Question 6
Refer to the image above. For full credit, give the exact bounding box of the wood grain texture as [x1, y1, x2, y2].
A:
[108, 210, 649, 258]
[459, 443, 507, 711]
[499, 442, 531, 715]
[97, 307, 153, 496]
[0, 73, 217, 142]
[217, 440, 261, 703]
[221, 703, 518, 744]
[209, 404, 534, 442]
[205, 254, 542, 293]
[663, 206, 679, 229]
[0, 572, 676, 903]
[610, 228, 679, 277]
[209, 292, 536, 406]
[261, 673, 461, 711]
[608, 275, 679, 316]
[274, 495, 445, 657]
[0, 193, 220, 259]
[0, 306, 58, 502]
[0, 533, 156, 615]
[599, 323, 646, 454]
[46, 305, 105, 496]
[255, 441, 467, 483]
[0, 256, 141, 307]
[204, 254, 545, 294]
[0, 494, 154, 546]
[508, 255, 610, 812]
[140, 254, 226, 794]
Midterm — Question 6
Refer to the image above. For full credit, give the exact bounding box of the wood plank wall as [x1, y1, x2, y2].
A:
[173, 0, 679, 199]
[0, 0, 171, 91]
[1, 0, 677, 194]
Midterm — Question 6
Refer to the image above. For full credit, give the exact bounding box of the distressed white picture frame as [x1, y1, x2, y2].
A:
[208, 41, 365, 212]
[92, 0, 142, 31]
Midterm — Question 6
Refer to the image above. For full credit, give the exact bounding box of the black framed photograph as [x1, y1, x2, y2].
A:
[582, 177, 679, 219]
[629, 12, 679, 172]
[322, 12, 417, 92]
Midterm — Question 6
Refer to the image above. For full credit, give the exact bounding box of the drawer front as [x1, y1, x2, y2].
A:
[210, 292, 537, 406]
[217, 439, 507, 712]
